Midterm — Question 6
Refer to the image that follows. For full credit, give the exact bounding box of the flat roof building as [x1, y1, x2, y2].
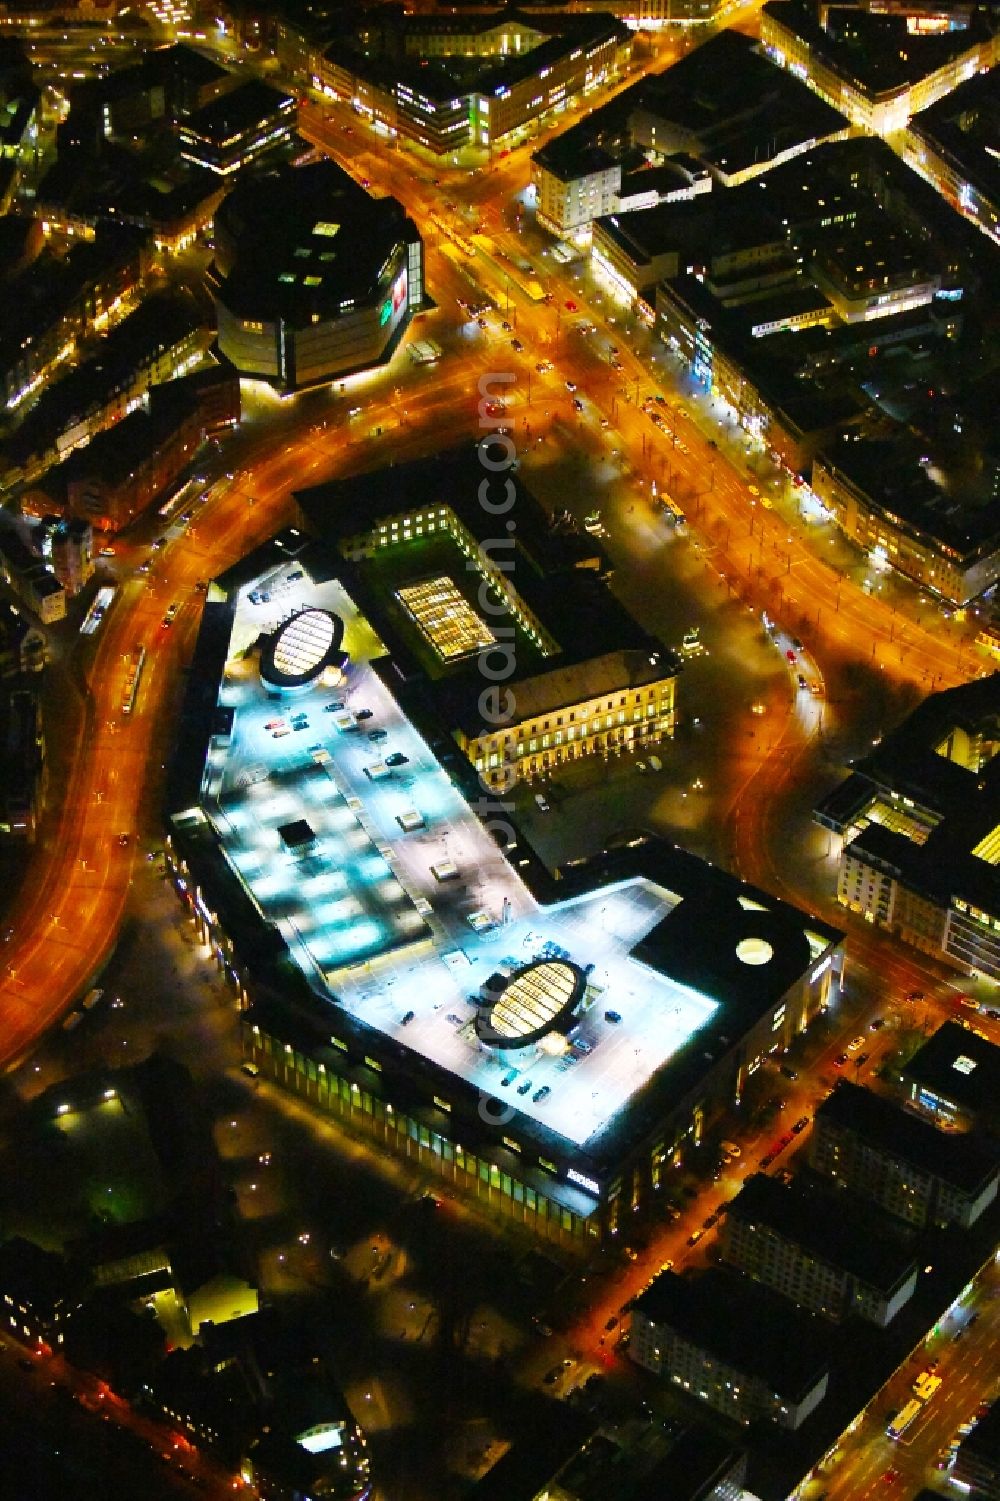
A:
[593, 192, 789, 312]
[912, 68, 1000, 247]
[0, 223, 147, 413]
[163, 471, 844, 1248]
[952, 1397, 1000, 1499]
[629, 1267, 831, 1429]
[468, 1416, 746, 1501]
[63, 42, 237, 145]
[318, 8, 631, 155]
[0, 1236, 83, 1348]
[176, 79, 296, 178]
[809, 1079, 1000, 1229]
[0, 685, 45, 841]
[900, 1020, 1000, 1134]
[719, 1172, 919, 1325]
[532, 130, 623, 238]
[761, 0, 1000, 136]
[0, 598, 45, 678]
[531, 30, 846, 240]
[296, 447, 680, 788]
[628, 29, 846, 180]
[811, 422, 1000, 607]
[208, 159, 423, 391]
[0, 530, 64, 624]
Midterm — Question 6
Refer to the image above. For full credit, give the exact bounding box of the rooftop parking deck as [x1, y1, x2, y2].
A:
[202, 567, 718, 1149]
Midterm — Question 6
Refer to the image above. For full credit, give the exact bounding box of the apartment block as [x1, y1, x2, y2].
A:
[719, 1172, 918, 1325]
[809, 1080, 1000, 1229]
[761, 0, 1000, 136]
[629, 1267, 830, 1429]
[0, 1237, 81, 1345]
[815, 676, 1000, 977]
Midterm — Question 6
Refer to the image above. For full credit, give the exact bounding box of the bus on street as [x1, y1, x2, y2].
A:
[887, 1399, 923, 1439]
[122, 645, 146, 716]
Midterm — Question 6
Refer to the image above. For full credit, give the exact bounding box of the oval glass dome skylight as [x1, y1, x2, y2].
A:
[477, 959, 586, 1049]
[260, 608, 345, 688]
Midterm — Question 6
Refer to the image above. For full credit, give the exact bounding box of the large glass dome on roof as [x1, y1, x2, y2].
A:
[259, 608, 345, 688]
[476, 959, 587, 1049]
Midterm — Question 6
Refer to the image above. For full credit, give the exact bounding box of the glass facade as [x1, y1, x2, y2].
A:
[244, 1021, 598, 1249]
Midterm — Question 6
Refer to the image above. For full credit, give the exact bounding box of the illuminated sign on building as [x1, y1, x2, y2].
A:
[381, 267, 408, 325]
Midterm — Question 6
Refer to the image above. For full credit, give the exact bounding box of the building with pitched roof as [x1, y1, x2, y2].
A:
[814, 675, 1000, 978]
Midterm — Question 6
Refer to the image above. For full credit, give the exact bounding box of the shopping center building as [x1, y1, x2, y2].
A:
[165, 455, 844, 1250]
[313, 8, 631, 155]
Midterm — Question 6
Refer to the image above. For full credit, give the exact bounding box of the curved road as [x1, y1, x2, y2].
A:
[0, 75, 983, 1081]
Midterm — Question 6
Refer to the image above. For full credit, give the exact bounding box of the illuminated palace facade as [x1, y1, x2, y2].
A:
[332, 481, 678, 790]
[165, 454, 845, 1251]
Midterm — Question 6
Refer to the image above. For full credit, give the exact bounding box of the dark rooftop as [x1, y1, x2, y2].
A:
[533, 129, 618, 183]
[619, 160, 706, 201]
[69, 40, 232, 113]
[58, 378, 202, 491]
[467, 1405, 598, 1501]
[178, 77, 294, 145]
[209, 159, 419, 324]
[902, 1020, 1000, 1122]
[325, 9, 629, 106]
[596, 191, 785, 276]
[914, 67, 1000, 210]
[816, 1079, 1000, 1193]
[0, 224, 145, 377]
[815, 674, 1000, 914]
[634, 1266, 830, 1400]
[816, 425, 1000, 564]
[631, 1427, 746, 1501]
[762, 0, 994, 99]
[726, 1172, 917, 1292]
[292, 445, 677, 721]
[958, 1396, 1000, 1466]
[2, 290, 205, 470]
[0, 1236, 74, 1307]
[624, 29, 845, 172]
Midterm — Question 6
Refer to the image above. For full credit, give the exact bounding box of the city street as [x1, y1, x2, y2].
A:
[0, 11, 997, 1501]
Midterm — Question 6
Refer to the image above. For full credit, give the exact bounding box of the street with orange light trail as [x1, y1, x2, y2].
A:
[0, 94, 983, 1075]
[0, 31, 997, 1501]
